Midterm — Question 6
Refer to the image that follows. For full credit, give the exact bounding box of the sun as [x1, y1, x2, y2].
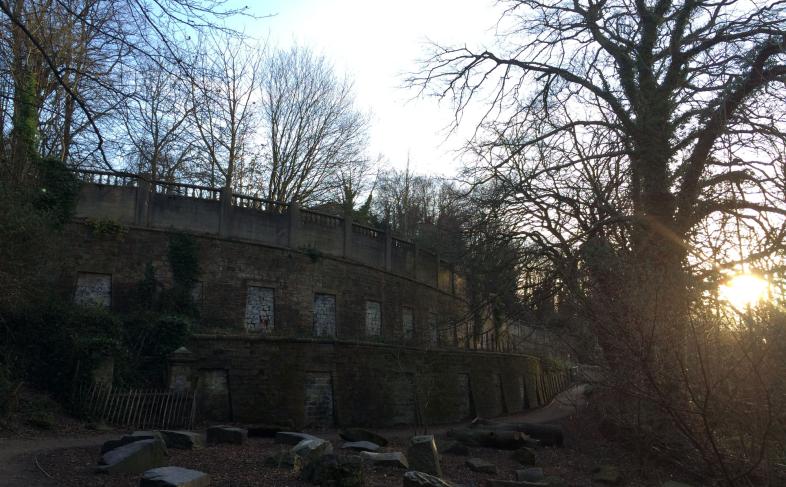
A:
[718, 273, 769, 309]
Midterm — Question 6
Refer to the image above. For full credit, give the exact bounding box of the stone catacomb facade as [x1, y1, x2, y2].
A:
[61, 170, 557, 427]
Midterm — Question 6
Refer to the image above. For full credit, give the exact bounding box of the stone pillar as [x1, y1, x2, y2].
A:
[134, 177, 152, 227]
[435, 252, 441, 289]
[168, 347, 196, 392]
[384, 230, 393, 271]
[343, 210, 353, 258]
[413, 243, 420, 281]
[450, 265, 456, 295]
[92, 354, 114, 386]
[218, 187, 233, 237]
[288, 202, 301, 249]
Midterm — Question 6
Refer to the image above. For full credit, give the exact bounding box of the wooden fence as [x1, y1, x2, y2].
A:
[536, 368, 572, 406]
[73, 382, 196, 430]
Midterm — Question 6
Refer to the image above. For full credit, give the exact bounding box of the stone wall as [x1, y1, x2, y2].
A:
[176, 336, 546, 428]
[73, 179, 462, 295]
[60, 222, 467, 343]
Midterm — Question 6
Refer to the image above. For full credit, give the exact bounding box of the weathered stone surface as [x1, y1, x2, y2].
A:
[661, 482, 694, 487]
[275, 431, 319, 445]
[101, 431, 161, 454]
[407, 435, 441, 477]
[592, 465, 621, 485]
[299, 454, 363, 487]
[206, 426, 247, 445]
[339, 428, 389, 447]
[359, 451, 409, 469]
[341, 441, 380, 452]
[402, 470, 458, 487]
[139, 466, 210, 487]
[515, 467, 545, 482]
[470, 419, 564, 447]
[448, 428, 534, 450]
[437, 439, 469, 456]
[465, 457, 497, 474]
[159, 430, 204, 450]
[247, 423, 294, 438]
[543, 476, 566, 487]
[291, 438, 334, 465]
[264, 450, 303, 471]
[97, 439, 167, 474]
[487, 481, 547, 487]
[511, 447, 538, 466]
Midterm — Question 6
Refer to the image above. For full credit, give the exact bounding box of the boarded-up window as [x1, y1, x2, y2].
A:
[191, 281, 204, 306]
[74, 272, 111, 307]
[365, 300, 381, 336]
[245, 286, 274, 332]
[428, 311, 438, 345]
[304, 372, 334, 428]
[402, 307, 414, 339]
[313, 294, 336, 337]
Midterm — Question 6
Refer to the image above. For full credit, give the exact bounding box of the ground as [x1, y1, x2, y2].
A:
[0, 385, 699, 486]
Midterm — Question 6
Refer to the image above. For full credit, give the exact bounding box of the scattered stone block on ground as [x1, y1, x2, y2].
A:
[291, 438, 334, 465]
[437, 439, 469, 456]
[97, 439, 168, 474]
[511, 447, 538, 466]
[339, 427, 389, 446]
[246, 424, 294, 438]
[470, 418, 564, 447]
[465, 457, 497, 474]
[402, 470, 459, 487]
[101, 431, 161, 454]
[264, 450, 302, 471]
[206, 426, 247, 445]
[299, 454, 363, 487]
[275, 431, 319, 445]
[487, 481, 548, 487]
[592, 465, 621, 485]
[407, 435, 442, 477]
[448, 428, 534, 450]
[516, 467, 545, 482]
[159, 430, 204, 450]
[341, 440, 380, 452]
[139, 466, 210, 487]
[359, 451, 409, 469]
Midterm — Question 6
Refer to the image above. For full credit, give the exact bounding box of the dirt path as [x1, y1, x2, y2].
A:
[0, 384, 589, 486]
[0, 434, 116, 486]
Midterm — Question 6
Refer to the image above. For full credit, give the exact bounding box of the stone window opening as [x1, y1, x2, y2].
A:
[245, 286, 275, 333]
[402, 306, 414, 340]
[313, 293, 336, 337]
[74, 272, 112, 308]
[365, 300, 382, 337]
[428, 310, 438, 346]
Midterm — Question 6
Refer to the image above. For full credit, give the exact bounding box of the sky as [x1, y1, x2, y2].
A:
[237, 0, 502, 177]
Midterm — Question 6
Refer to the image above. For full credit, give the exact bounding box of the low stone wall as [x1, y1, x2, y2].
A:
[173, 336, 548, 428]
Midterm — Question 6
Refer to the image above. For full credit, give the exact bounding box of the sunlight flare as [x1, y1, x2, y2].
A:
[719, 273, 769, 309]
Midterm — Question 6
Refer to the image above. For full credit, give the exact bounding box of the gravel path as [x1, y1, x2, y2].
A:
[0, 434, 117, 486]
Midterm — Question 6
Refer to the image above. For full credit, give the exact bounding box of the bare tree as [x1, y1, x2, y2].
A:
[122, 61, 195, 182]
[411, 1, 786, 483]
[189, 33, 260, 192]
[258, 45, 369, 205]
[0, 0, 256, 174]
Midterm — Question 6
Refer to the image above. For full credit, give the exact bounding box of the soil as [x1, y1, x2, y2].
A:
[1, 385, 699, 486]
